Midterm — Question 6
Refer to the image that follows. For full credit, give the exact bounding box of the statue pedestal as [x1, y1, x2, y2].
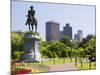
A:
[22, 33, 42, 62]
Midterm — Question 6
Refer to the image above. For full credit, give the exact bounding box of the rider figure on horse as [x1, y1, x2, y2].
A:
[25, 6, 37, 32]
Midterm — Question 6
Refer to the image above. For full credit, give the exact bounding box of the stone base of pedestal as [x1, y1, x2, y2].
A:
[21, 33, 42, 62]
[22, 53, 42, 62]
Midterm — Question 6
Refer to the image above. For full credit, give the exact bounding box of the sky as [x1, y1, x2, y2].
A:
[11, 1, 96, 40]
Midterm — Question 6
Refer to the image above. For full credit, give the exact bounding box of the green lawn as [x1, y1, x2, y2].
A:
[24, 57, 82, 67]
[77, 62, 96, 70]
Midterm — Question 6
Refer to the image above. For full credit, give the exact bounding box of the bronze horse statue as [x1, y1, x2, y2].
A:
[25, 15, 37, 32]
[25, 6, 37, 32]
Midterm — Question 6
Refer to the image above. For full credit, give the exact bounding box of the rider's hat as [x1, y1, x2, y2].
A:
[30, 6, 34, 9]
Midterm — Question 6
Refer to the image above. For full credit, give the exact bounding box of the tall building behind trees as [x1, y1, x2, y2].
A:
[46, 21, 60, 41]
[74, 30, 83, 41]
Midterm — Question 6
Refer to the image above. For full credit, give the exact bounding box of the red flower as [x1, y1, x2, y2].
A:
[15, 69, 31, 74]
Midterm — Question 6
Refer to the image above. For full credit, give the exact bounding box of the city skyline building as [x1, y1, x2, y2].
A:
[62, 23, 72, 39]
[74, 30, 83, 41]
[46, 21, 60, 41]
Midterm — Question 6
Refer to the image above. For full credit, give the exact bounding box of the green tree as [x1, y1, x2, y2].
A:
[78, 35, 95, 48]
[11, 32, 24, 60]
[47, 42, 67, 58]
[41, 49, 47, 57]
[85, 36, 96, 58]
[47, 50, 53, 58]
[12, 51, 23, 60]
[52, 51, 58, 58]
[78, 48, 85, 58]
[11, 32, 24, 52]
[71, 49, 77, 57]
[39, 41, 53, 57]
[61, 50, 68, 58]
[60, 36, 71, 47]
[56, 51, 61, 58]
[47, 42, 67, 52]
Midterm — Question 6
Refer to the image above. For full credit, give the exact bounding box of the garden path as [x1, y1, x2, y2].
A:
[48, 62, 77, 72]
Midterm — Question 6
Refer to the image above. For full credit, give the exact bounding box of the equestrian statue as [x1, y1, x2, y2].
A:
[25, 6, 37, 32]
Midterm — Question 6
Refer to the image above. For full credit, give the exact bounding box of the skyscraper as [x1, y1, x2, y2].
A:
[46, 21, 60, 41]
[74, 30, 83, 41]
[63, 23, 72, 39]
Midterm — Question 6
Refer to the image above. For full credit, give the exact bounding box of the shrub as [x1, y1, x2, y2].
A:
[47, 50, 53, 58]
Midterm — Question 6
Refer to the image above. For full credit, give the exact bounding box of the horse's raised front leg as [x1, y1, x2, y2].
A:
[25, 22, 27, 25]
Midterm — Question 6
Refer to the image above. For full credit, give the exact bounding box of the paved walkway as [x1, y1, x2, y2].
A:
[47, 63, 77, 72]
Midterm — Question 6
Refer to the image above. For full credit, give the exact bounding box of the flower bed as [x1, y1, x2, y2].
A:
[11, 62, 48, 74]
[12, 68, 32, 74]
[15, 69, 31, 74]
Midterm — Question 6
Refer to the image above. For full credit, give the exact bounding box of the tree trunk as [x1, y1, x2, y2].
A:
[86, 57, 88, 62]
[70, 57, 72, 62]
[81, 58, 83, 68]
[75, 57, 77, 66]
[89, 60, 91, 69]
[54, 58, 55, 64]
[63, 58, 65, 63]
[42, 60, 43, 65]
